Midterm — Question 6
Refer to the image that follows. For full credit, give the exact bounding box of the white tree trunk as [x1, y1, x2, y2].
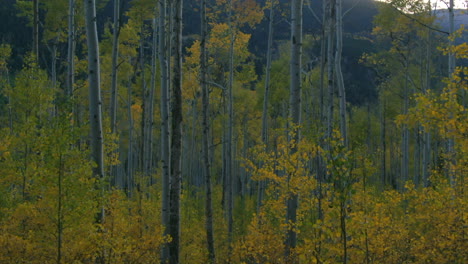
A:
[85, 0, 105, 223]
[286, 0, 303, 262]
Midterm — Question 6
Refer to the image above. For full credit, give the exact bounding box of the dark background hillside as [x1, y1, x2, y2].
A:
[0, 0, 464, 106]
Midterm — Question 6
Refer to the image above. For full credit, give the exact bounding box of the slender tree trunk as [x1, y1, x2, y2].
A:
[33, 0, 39, 59]
[448, 0, 455, 76]
[258, 0, 275, 215]
[147, 17, 158, 183]
[84, 0, 105, 223]
[169, 0, 183, 262]
[51, 42, 58, 89]
[226, 0, 235, 244]
[127, 75, 134, 197]
[286, 0, 303, 262]
[139, 25, 148, 173]
[401, 58, 409, 190]
[447, 0, 455, 185]
[380, 97, 386, 187]
[159, 0, 170, 261]
[422, 24, 431, 187]
[110, 0, 120, 133]
[326, 0, 336, 143]
[67, 0, 75, 98]
[315, 0, 326, 128]
[201, 0, 216, 261]
[335, 0, 347, 147]
[57, 153, 63, 264]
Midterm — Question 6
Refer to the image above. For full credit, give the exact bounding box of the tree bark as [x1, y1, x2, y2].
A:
[286, 0, 303, 262]
[169, 0, 183, 262]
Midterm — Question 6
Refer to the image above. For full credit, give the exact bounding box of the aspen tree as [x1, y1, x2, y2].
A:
[84, 0, 105, 223]
[286, 0, 303, 262]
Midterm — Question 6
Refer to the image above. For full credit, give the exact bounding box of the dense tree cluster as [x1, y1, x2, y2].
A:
[0, 0, 466, 263]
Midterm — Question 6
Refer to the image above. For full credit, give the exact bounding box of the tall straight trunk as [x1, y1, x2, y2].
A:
[380, 97, 386, 187]
[51, 43, 58, 89]
[447, 0, 455, 185]
[286, 0, 303, 262]
[258, 0, 275, 215]
[448, 0, 455, 76]
[85, 0, 105, 223]
[57, 153, 63, 264]
[169, 0, 183, 263]
[67, 0, 75, 98]
[401, 59, 409, 190]
[319, 0, 326, 127]
[33, 0, 39, 59]
[335, 0, 347, 147]
[201, 0, 216, 261]
[110, 0, 120, 133]
[127, 75, 134, 197]
[139, 26, 148, 173]
[226, 0, 235, 243]
[422, 23, 432, 187]
[146, 17, 158, 182]
[326, 0, 336, 143]
[159, 0, 170, 261]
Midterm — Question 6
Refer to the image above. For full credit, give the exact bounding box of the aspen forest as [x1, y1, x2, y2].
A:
[1, 0, 468, 263]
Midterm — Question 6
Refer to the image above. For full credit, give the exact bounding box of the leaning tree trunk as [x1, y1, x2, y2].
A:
[85, 0, 105, 223]
[201, 0, 216, 261]
[286, 0, 303, 262]
[169, 0, 183, 263]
